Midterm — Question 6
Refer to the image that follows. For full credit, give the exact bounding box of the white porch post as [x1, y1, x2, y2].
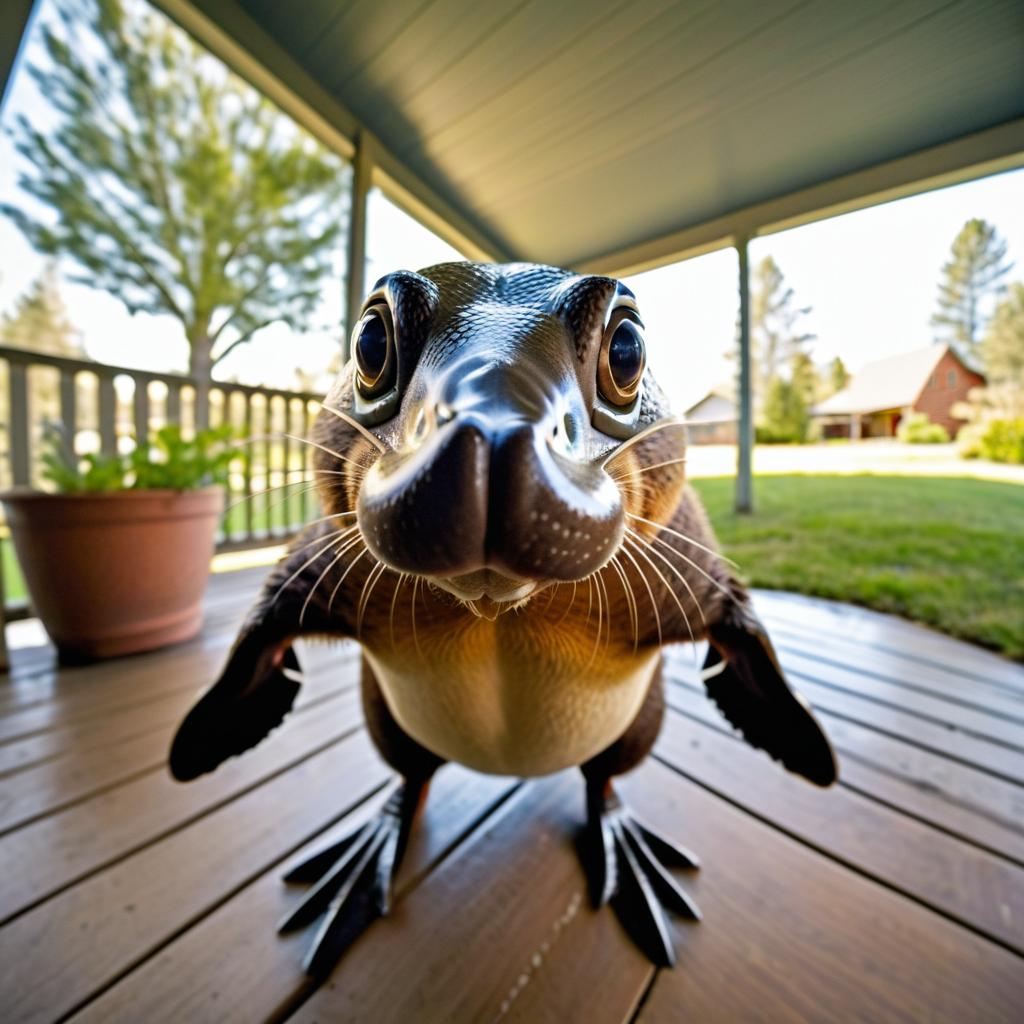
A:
[735, 234, 754, 514]
[344, 130, 374, 360]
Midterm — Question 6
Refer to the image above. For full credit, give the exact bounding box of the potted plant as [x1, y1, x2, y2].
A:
[1, 424, 236, 661]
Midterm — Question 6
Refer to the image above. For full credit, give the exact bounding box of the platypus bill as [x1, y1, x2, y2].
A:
[169, 261, 837, 977]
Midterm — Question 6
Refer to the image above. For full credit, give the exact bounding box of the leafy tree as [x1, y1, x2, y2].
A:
[931, 218, 1012, 358]
[0, 264, 85, 358]
[827, 356, 849, 395]
[1, 0, 349, 423]
[756, 377, 809, 444]
[981, 282, 1024, 419]
[749, 255, 815, 403]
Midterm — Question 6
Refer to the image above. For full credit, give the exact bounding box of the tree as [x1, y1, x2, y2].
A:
[757, 377, 809, 444]
[1, 0, 349, 422]
[0, 264, 85, 358]
[749, 255, 815, 402]
[827, 356, 849, 395]
[931, 218, 1012, 358]
[981, 282, 1024, 419]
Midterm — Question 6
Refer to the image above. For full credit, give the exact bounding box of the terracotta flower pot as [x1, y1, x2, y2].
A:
[1, 487, 224, 661]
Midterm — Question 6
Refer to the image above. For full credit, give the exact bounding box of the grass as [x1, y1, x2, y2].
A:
[691, 474, 1024, 661]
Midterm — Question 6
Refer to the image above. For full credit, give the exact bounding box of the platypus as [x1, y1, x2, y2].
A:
[169, 261, 837, 977]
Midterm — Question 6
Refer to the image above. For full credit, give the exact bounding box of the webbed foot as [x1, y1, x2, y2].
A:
[279, 778, 426, 978]
[580, 782, 699, 966]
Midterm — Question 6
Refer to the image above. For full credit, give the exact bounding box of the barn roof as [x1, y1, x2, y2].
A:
[813, 344, 953, 416]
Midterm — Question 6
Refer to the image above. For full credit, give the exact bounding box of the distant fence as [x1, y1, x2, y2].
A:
[0, 344, 324, 622]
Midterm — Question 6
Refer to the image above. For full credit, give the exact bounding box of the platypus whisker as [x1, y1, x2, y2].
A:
[584, 572, 605, 672]
[389, 572, 408, 650]
[553, 580, 578, 627]
[327, 545, 368, 617]
[320, 403, 388, 454]
[285, 433, 372, 471]
[410, 577, 423, 658]
[223, 476, 317, 514]
[609, 455, 688, 481]
[299, 529, 365, 627]
[599, 418, 688, 468]
[596, 568, 613, 648]
[622, 533, 698, 648]
[356, 560, 389, 637]
[626, 512, 740, 570]
[625, 527, 710, 628]
[270, 527, 355, 610]
[609, 554, 640, 653]
[638, 527, 732, 605]
[619, 543, 663, 647]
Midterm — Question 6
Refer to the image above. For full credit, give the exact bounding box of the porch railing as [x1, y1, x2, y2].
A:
[0, 344, 324, 623]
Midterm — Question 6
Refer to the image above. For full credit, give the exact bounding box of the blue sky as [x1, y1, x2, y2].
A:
[1, 0, 1022, 407]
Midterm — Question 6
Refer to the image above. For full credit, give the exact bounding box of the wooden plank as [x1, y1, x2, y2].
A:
[776, 648, 1024, 749]
[293, 773, 653, 1024]
[0, 640, 350, 791]
[767, 620, 1024, 716]
[654, 710, 1024, 953]
[665, 678, 1024, 866]
[664, 648, 1024, 783]
[0, 671, 358, 836]
[0, 731, 392, 1024]
[68, 768, 518, 1024]
[0, 628, 348, 725]
[624, 761, 1024, 1024]
[755, 590, 1024, 692]
[0, 686, 364, 922]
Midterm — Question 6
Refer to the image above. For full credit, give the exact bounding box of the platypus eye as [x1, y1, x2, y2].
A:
[598, 311, 646, 407]
[353, 304, 395, 397]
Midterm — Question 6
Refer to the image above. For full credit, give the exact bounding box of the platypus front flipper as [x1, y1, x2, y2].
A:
[169, 628, 303, 781]
[703, 596, 838, 787]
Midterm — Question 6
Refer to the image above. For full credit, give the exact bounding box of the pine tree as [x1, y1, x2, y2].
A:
[981, 282, 1024, 419]
[931, 218, 1012, 358]
[827, 356, 849, 395]
[0, 265, 85, 358]
[749, 255, 815, 402]
[1, 0, 349, 422]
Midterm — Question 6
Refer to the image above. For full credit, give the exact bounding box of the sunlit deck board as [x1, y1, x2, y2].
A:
[0, 572, 1021, 1023]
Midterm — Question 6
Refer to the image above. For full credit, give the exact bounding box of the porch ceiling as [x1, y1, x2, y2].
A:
[184, 1, 1024, 268]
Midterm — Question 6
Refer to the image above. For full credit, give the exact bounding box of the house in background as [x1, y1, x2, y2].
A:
[812, 344, 984, 439]
[683, 383, 738, 444]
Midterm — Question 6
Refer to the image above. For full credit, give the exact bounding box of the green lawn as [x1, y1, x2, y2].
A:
[691, 474, 1024, 661]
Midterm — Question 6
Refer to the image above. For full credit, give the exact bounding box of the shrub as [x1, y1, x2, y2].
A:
[977, 418, 1024, 464]
[40, 424, 238, 493]
[897, 412, 950, 444]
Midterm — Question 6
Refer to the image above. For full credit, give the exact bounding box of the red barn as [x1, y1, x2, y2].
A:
[812, 344, 984, 439]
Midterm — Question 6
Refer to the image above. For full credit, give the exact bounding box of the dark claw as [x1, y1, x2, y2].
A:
[635, 819, 700, 871]
[612, 834, 677, 967]
[621, 821, 701, 921]
[282, 827, 368, 885]
[277, 780, 424, 979]
[581, 786, 700, 967]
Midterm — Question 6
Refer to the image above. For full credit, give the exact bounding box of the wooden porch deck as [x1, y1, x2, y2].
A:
[1, 570, 1022, 1023]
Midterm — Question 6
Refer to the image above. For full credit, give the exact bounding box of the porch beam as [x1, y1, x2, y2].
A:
[576, 118, 1024, 279]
